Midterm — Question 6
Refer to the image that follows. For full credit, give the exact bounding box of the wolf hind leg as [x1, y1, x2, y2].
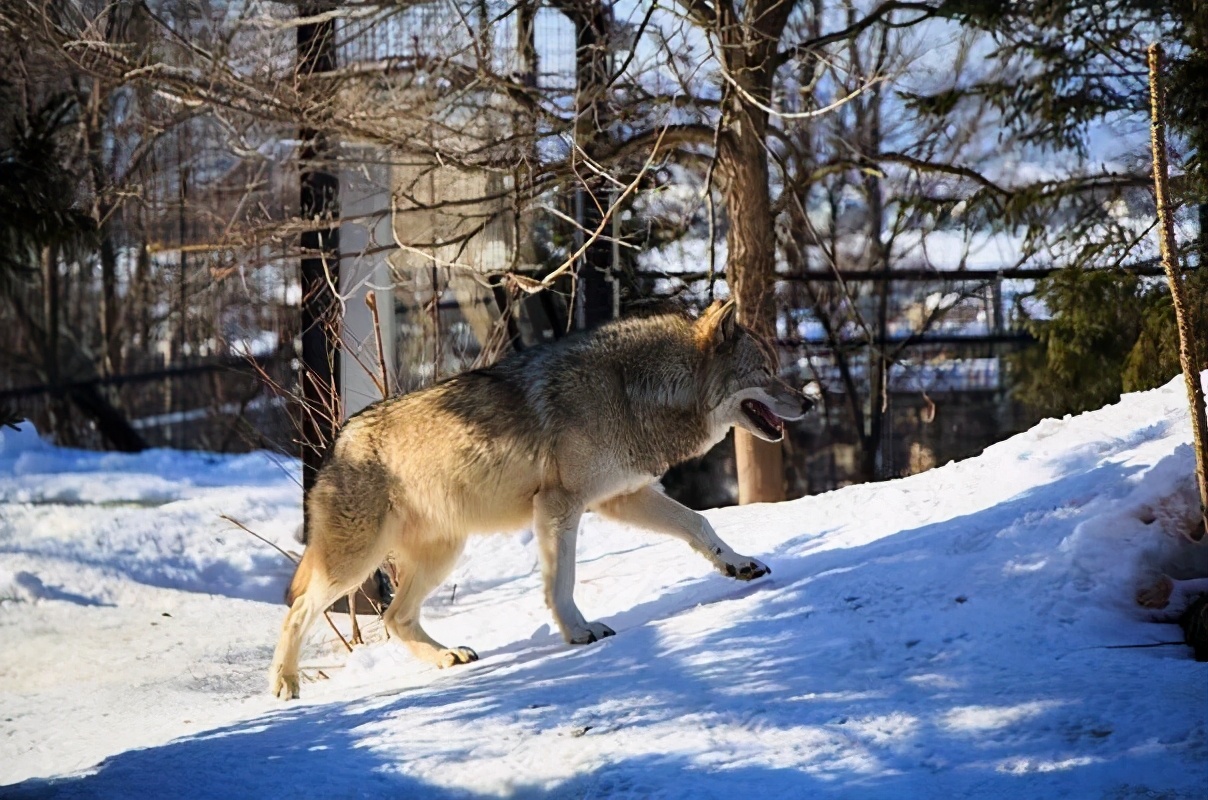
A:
[269, 549, 342, 700]
[269, 513, 391, 700]
[383, 535, 477, 668]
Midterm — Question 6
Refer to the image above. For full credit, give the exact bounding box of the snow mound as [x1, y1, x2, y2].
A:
[1063, 443, 1207, 606]
[0, 420, 46, 457]
[1, 375, 1205, 798]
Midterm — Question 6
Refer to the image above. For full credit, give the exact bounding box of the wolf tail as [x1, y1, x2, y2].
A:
[284, 549, 314, 606]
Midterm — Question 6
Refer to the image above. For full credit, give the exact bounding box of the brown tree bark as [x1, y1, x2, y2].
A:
[715, 0, 794, 504]
[1149, 43, 1208, 540]
[724, 124, 784, 502]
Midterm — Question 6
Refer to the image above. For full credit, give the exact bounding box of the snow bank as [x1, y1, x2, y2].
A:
[0, 419, 46, 457]
[1, 377, 1205, 798]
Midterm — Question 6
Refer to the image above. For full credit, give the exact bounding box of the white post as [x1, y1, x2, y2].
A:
[339, 147, 397, 418]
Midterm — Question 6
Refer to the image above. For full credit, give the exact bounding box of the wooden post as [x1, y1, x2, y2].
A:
[297, 2, 341, 494]
[1149, 43, 1208, 540]
[568, 1, 617, 331]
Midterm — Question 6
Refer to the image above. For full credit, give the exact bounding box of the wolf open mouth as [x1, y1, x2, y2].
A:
[741, 399, 785, 439]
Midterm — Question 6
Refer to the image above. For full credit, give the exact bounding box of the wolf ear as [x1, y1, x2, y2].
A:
[698, 299, 738, 348]
[716, 299, 737, 342]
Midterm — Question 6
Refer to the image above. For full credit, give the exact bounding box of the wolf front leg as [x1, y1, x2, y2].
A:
[533, 488, 615, 644]
[594, 486, 770, 581]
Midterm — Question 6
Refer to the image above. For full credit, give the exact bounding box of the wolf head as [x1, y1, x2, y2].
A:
[697, 300, 814, 443]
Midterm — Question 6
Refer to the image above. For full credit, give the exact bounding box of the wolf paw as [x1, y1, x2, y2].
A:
[438, 647, 479, 668]
[272, 672, 300, 701]
[567, 621, 616, 645]
[722, 557, 771, 581]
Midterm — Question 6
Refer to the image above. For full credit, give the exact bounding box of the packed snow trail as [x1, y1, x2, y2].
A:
[1, 377, 1205, 798]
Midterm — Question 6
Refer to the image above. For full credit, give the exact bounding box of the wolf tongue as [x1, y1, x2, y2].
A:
[743, 400, 782, 434]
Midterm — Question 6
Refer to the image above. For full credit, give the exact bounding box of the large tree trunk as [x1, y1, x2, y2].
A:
[722, 116, 784, 503]
[716, 1, 793, 504]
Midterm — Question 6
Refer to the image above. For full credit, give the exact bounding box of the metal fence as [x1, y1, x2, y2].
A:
[1, 353, 297, 454]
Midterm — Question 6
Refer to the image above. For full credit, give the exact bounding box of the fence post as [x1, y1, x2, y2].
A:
[298, 2, 341, 494]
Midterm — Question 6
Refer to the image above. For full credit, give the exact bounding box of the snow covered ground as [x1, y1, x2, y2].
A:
[2, 377, 1205, 799]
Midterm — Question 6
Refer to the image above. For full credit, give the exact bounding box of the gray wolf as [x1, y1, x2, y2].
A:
[270, 300, 813, 699]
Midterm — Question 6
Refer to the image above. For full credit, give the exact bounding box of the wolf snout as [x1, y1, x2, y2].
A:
[767, 382, 816, 419]
[789, 394, 815, 419]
